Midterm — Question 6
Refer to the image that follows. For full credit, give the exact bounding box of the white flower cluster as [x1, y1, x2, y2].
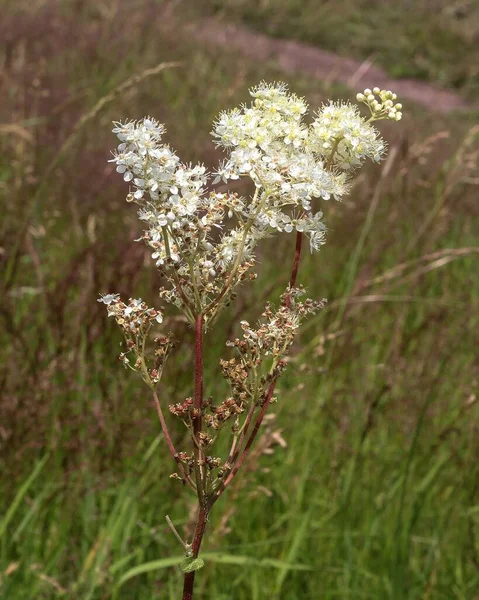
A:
[110, 117, 246, 316]
[212, 83, 337, 248]
[98, 294, 163, 328]
[211, 82, 399, 250]
[103, 82, 402, 322]
[310, 102, 385, 170]
[111, 118, 214, 261]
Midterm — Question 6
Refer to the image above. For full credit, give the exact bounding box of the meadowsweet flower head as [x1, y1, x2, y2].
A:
[105, 82, 402, 326]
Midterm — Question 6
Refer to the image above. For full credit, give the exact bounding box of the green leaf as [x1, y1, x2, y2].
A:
[180, 557, 205, 573]
[201, 553, 312, 571]
[116, 556, 185, 588]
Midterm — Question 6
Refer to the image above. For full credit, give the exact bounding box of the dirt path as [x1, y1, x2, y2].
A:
[183, 16, 471, 114]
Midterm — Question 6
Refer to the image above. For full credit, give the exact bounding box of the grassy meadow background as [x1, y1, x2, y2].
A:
[1, 0, 478, 598]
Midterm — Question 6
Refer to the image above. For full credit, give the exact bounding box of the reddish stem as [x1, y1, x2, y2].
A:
[182, 505, 208, 600]
[182, 316, 207, 600]
[285, 231, 303, 307]
[152, 391, 194, 489]
[193, 315, 204, 485]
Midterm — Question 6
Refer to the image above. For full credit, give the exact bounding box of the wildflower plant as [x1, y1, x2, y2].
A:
[99, 83, 402, 599]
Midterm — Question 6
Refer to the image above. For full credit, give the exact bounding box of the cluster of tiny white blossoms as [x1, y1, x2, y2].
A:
[101, 82, 402, 330]
[101, 79, 403, 331]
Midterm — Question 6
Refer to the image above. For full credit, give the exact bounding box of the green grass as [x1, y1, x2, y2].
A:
[1, 1, 478, 598]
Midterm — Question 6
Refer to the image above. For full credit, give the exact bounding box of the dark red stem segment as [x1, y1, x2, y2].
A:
[193, 315, 204, 488]
[182, 315, 206, 600]
[182, 505, 208, 600]
[285, 230, 303, 307]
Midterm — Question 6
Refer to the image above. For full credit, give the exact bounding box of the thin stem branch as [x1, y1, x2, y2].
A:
[285, 230, 303, 307]
[204, 210, 255, 316]
[205, 187, 271, 319]
[162, 226, 195, 320]
[151, 390, 196, 489]
[227, 401, 256, 467]
[166, 515, 188, 551]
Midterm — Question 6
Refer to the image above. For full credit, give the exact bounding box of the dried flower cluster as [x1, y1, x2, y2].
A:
[98, 81, 402, 599]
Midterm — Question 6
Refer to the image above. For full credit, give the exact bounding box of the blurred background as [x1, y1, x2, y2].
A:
[1, 0, 478, 598]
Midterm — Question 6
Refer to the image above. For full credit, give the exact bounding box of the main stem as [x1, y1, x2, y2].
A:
[182, 314, 208, 600]
[192, 314, 204, 496]
[286, 230, 303, 307]
[182, 505, 208, 600]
